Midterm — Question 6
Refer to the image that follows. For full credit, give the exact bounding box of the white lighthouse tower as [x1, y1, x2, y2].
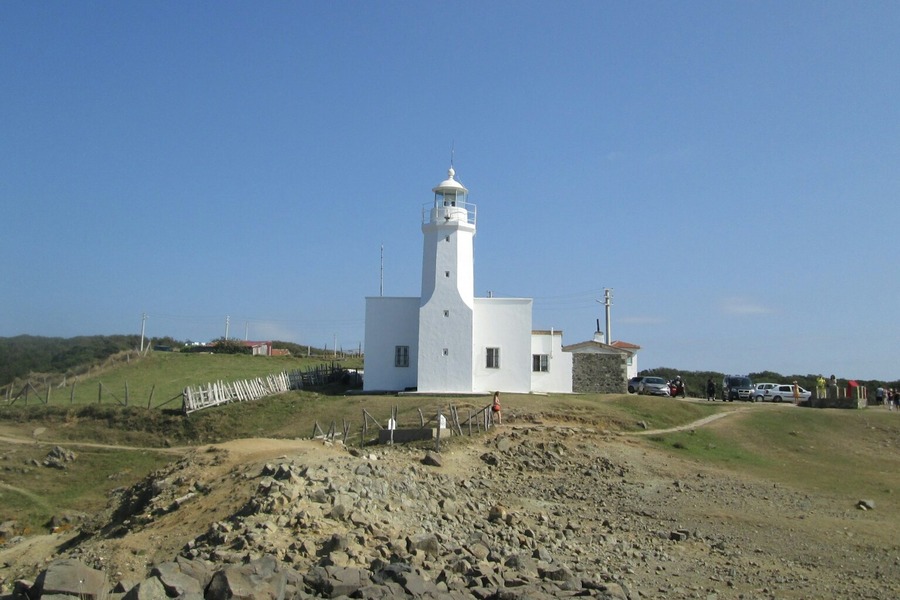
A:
[363, 164, 572, 395]
[416, 166, 477, 393]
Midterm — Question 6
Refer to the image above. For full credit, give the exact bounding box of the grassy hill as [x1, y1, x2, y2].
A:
[3, 350, 361, 410]
[3, 349, 900, 539]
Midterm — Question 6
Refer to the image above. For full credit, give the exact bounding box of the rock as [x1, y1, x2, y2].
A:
[33, 559, 108, 600]
[496, 437, 513, 452]
[206, 560, 287, 600]
[0, 520, 19, 540]
[42, 446, 78, 469]
[150, 561, 204, 597]
[407, 532, 440, 556]
[304, 565, 371, 598]
[122, 576, 169, 600]
[422, 451, 443, 467]
[480, 452, 500, 466]
[488, 504, 507, 522]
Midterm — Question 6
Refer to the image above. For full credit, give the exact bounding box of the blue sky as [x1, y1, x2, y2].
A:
[3, 2, 899, 380]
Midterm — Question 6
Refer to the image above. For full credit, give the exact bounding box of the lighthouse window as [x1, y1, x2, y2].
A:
[394, 346, 409, 368]
[443, 310, 450, 317]
[445, 271, 450, 278]
[445, 236, 450, 242]
[486, 347, 500, 369]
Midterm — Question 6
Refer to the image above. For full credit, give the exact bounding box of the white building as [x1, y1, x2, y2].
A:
[364, 167, 573, 394]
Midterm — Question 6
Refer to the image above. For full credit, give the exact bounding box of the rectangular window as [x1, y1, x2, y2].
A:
[394, 346, 409, 368]
[486, 347, 500, 369]
[532, 354, 549, 372]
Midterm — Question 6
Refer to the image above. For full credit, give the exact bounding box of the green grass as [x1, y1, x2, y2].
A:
[643, 405, 900, 505]
[645, 427, 769, 466]
[5, 351, 361, 410]
[602, 395, 722, 430]
[5, 370, 900, 536]
[0, 445, 172, 534]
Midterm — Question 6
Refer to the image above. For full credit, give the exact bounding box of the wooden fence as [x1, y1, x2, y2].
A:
[183, 363, 356, 414]
[183, 373, 291, 414]
[312, 402, 498, 450]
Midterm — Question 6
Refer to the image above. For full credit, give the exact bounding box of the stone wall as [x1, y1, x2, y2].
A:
[571, 353, 627, 393]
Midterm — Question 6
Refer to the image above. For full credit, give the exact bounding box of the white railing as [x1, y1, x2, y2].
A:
[422, 200, 477, 227]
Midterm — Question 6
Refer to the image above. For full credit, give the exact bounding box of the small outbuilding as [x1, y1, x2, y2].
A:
[563, 333, 641, 394]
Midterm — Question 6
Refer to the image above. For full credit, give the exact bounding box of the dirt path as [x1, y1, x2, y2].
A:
[628, 403, 755, 435]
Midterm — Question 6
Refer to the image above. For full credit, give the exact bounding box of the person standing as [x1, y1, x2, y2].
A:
[876, 385, 885, 406]
[491, 391, 502, 425]
[792, 381, 801, 405]
[706, 378, 716, 401]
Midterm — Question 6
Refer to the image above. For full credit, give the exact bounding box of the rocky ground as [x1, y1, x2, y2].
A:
[1, 411, 899, 599]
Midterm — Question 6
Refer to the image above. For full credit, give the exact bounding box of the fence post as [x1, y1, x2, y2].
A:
[362, 409, 367, 446]
[98, 382, 102, 404]
[70, 382, 76, 404]
[148, 384, 156, 409]
[125, 381, 129, 406]
[45, 384, 50, 405]
[435, 407, 442, 452]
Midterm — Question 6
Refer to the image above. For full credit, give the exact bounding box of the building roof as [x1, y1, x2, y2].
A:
[433, 166, 468, 193]
[562, 339, 632, 354]
[611, 340, 641, 350]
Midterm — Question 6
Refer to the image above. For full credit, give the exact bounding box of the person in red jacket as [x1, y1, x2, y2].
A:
[492, 391, 502, 425]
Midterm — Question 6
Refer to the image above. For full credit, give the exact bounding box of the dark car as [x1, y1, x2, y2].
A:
[722, 375, 754, 401]
[627, 376, 645, 393]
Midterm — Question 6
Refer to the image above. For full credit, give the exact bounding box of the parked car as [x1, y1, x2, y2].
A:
[637, 376, 670, 396]
[722, 375, 754, 401]
[627, 376, 645, 393]
[760, 383, 812, 403]
[752, 383, 777, 402]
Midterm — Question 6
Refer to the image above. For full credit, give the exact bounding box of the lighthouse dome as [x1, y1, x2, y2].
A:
[433, 166, 468, 194]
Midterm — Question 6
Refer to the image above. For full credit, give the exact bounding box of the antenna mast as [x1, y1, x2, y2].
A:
[604, 288, 613, 345]
[380, 244, 384, 297]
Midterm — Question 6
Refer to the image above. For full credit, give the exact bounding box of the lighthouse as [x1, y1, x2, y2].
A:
[417, 167, 477, 393]
[363, 165, 572, 395]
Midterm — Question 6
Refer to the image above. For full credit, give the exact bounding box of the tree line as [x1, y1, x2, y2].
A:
[0, 335, 143, 387]
[0, 335, 333, 388]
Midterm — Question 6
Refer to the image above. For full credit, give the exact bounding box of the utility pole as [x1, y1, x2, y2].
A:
[602, 288, 613, 345]
[380, 244, 384, 297]
[333, 333, 337, 359]
[244, 321, 249, 341]
[225, 315, 230, 341]
[139, 313, 148, 353]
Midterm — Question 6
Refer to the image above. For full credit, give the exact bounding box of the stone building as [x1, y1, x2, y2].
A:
[563, 333, 641, 393]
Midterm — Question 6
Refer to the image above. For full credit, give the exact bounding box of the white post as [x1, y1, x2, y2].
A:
[604, 288, 613, 345]
[139, 313, 147, 353]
